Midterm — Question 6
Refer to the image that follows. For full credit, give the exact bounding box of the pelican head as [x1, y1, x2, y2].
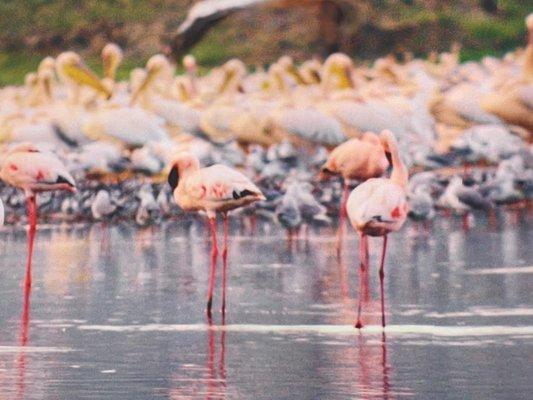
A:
[130, 68, 147, 92]
[172, 76, 191, 102]
[218, 59, 246, 94]
[101, 43, 123, 81]
[56, 51, 111, 99]
[38, 57, 55, 75]
[38, 68, 55, 101]
[24, 72, 38, 89]
[183, 54, 197, 72]
[323, 53, 354, 90]
[268, 63, 287, 92]
[130, 54, 170, 105]
[299, 59, 322, 84]
[278, 55, 305, 85]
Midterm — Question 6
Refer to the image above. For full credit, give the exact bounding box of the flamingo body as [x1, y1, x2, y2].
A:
[0, 146, 76, 193]
[321, 133, 389, 181]
[171, 163, 264, 217]
[347, 178, 408, 237]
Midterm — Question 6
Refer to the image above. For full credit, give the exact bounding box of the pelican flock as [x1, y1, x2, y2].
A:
[0, 14, 532, 325]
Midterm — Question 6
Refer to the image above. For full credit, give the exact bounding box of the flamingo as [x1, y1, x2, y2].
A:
[0, 143, 76, 288]
[346, 130, 409, 329]
[320, 131, 390, 250]
[168, 152, 264, 318]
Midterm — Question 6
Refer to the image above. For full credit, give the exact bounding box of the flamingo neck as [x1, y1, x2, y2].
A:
[387, 139, 408, 188]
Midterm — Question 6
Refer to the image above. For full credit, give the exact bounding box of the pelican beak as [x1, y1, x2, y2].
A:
[103, 52, 118, 81]
[218, 69, 236, 94]
[287, 65, 306, 85]
[341, 65, 354, 89]
[310, 70, 321, 84]
[130, 67, 158, 106]
[63, 61, 111, 99]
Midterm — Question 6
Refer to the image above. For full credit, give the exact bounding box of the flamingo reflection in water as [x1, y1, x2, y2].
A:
[16, 275, 32, 400]
[169, 320, 227, 400]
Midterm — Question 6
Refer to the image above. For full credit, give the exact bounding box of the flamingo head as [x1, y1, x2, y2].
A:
[167, 152, 200, 190]
[379, 129, 397, 162]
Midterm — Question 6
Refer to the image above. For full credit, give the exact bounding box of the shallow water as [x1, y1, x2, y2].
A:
[0, 209, 531, 399]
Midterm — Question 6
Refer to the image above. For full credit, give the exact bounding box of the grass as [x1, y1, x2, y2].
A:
[0, 51, 148, 86]
[0, 1, 530, 85]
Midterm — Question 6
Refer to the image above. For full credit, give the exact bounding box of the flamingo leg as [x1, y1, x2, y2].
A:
[336, 183, 349, 255]
[379, 235, 388, 328]
[24, 195, 37, 289]
[206, 217, 218, 319]
[355, 234, 367, 329]
[462, 213, 470, 230]
[221, 213, 229, 316]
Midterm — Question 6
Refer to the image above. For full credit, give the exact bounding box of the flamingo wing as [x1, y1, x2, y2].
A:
[186, 164, 262, 202]
[347, 179, 407, 228]
[1, 152, 75, 190]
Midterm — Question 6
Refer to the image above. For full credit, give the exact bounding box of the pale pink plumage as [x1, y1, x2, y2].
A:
[321, 131, 389, 181]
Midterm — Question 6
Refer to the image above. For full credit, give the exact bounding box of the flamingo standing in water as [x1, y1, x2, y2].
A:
[0, 143, 76, 288]
[346, 130, 408, 328]
[168, 152, 264, 318]
[320, 132, 390, 251]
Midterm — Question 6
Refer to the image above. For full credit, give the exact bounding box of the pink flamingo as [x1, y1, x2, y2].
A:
[320, 132, 390, 251]
[0, 143, 76, 288]
[346, 130, 408, 328]
[168, 152, 264, 318]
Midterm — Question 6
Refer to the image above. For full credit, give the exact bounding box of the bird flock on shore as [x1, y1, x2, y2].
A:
[0, 14, 531, 325]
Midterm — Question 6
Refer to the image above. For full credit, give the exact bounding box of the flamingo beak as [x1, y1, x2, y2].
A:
[167, 166, 179, 190]
[63, 61, 111, 99]
[385, 151, 393, 166]
[318, 168, 332, 182]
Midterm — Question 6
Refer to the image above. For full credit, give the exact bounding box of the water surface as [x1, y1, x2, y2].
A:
[0, 210, 531, 399]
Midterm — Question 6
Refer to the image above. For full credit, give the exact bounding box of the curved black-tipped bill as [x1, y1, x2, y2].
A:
[168, 166, 179, 190]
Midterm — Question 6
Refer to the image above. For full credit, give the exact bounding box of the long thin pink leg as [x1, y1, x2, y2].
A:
[462, 213, 470, 230]
[362, 235, 371, 301]
[336, 182, 349, 255]
[355, 234, 367, 329]
[24, 195, 37, 289]
[221, 213, 229, 316]
[206, 217, 218, 319]
[379, 235, 388, 328]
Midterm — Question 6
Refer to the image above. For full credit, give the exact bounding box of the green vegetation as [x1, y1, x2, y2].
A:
[0, 0, 530, 85]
